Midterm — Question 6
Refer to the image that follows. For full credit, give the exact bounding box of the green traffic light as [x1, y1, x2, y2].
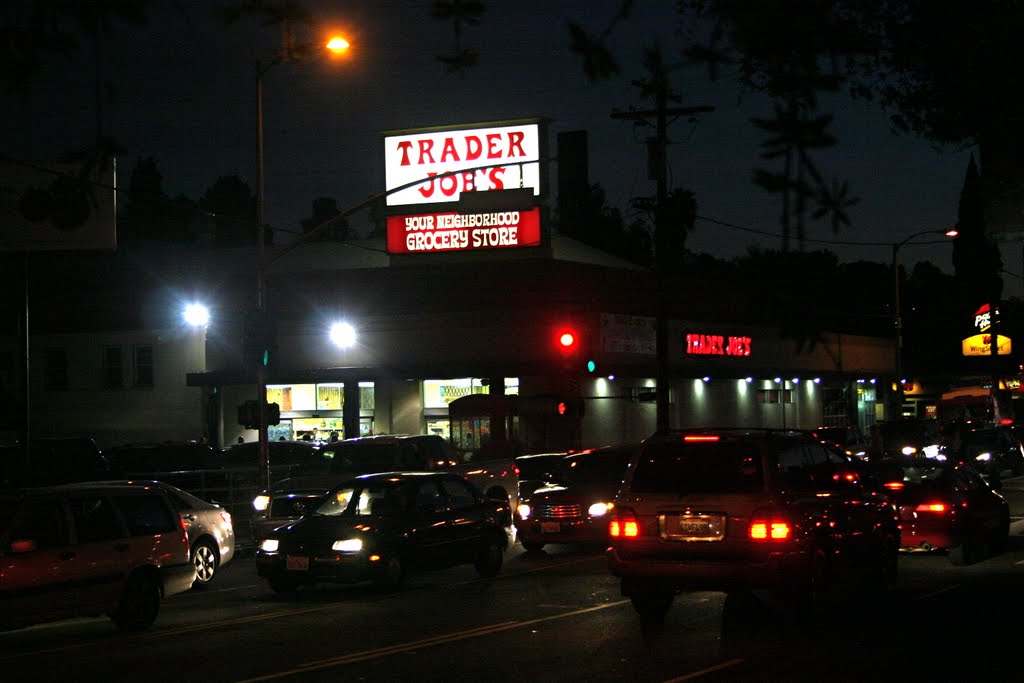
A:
[586, 359, 596, 373]
[263, 349, 269, 366]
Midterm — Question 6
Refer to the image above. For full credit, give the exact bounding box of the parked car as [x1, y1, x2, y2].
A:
[100, 480, 236, 587]
[875, 457, 1009, 565]
[106, 441, 219, 476]
[877, 419, 942, 459]
[515, 443, 638, 552]
[255, 471, 510, 593]
[0, 437, 111, 487]
[811, 426, 868, 460]
[0, 481, 195, 631]
[218, 439, 327, 481]
[515, 451, 569, 500]
[606, 429, 900, 626]
[960, 425, 1024, 477]
[250, 434, 449, 543]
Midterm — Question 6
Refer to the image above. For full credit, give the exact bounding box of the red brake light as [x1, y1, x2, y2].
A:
[884, 481, 904, 490]
[684, 435, 720, 442]
[749, 509, 792, 541]
[610, 509, 639, 538]
[915, 503, 947, 513]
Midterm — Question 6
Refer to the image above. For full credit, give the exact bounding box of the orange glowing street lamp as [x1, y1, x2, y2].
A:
[326, 36, 350, 53]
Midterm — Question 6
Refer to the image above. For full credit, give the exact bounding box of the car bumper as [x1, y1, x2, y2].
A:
[161, 561, 198, 598]
[606, 546, 812, 592]
[516, 517, 608, 545]
[255, 551, 375, 585]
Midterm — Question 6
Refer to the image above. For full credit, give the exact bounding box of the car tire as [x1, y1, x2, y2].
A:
[475, 537, 504, 578]
[521, 540, 545, 552]
[374, 554, 405, 591]
[111, 572, 161, 631]
[629, 591, 674, 625]
[949, 533, 974, 566]
[191, 539, 219, 588]
[269, 577, 300, 594]
[991, 513, 1010, 555]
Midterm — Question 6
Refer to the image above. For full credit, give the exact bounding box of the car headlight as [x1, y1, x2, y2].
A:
[517, 503, 531, 520]
[901, 446, 918, 456]
[976, 452, 992, 462]
[332, 538, 363, 552]
[260, 538, 279, 552]
[253, 494, 270, 512]
[588, 502, 613, 517]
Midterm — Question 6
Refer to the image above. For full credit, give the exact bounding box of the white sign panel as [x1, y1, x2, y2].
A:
[601, 313, 656, 355]
[384, 122, 541, 207]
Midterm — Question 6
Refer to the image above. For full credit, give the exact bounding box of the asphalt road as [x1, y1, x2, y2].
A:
[4, 479, 1024, 682]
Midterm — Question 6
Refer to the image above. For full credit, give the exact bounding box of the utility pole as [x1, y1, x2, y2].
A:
[612, 56, 712, 431]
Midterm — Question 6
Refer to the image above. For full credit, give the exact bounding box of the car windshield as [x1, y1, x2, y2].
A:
[630, 442, 764, 494]
[316, 480, 409, 517]
[516, 454, 565, 480]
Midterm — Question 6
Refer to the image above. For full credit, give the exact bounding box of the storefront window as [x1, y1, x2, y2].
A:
[268, 384, 316, 411]
[359, 382, 375, 411]
[317, 383, 343, 410]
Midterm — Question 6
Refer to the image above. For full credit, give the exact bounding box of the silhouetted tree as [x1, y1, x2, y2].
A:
[118, 157, 202, 244]
[199, 175, 257, 246]
[431, 0, 485, 74]
[300, 197, 349, 241]
[952, 156, 1003, 309]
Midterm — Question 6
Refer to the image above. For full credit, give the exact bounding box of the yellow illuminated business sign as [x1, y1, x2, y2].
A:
[963, 304, 1012, 356]
[962, 333, 1011, 356]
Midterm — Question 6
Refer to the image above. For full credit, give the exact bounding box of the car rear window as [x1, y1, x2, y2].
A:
[630, 441, 765, 494]
[112, 492, 178, 536]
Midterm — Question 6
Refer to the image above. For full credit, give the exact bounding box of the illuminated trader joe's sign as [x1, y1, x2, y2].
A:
[386, 207, 542, 254]
[685, 333, 752, 356]
[383, 121, 542, 207]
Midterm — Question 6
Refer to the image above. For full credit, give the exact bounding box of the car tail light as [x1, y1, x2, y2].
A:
[609, 508, 639, 538]
[915, 503, 947, 513]
[684, 435, 720, 442]
[748, 509, 792, 541]
[884, 481, 904, 491]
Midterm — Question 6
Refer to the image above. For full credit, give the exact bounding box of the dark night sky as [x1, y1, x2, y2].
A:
[3, 1, 993, 291]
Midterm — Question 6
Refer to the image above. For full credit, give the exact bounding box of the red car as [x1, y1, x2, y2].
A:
[878, 458, 1009, 565]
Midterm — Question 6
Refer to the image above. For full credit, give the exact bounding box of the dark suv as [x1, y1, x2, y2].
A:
[606, 429, 900, 626]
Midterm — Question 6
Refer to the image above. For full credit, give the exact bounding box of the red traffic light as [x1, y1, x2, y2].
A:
[559, 331, 575, 348]
[557, 401, 567, 415]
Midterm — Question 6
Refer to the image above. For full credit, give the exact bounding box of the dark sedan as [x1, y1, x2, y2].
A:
[515, 443, 638, 552]
[255, 471, 510, 593]
[877, 458, 1009, 565]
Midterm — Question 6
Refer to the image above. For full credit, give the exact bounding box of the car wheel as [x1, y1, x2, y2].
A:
[521, 540, 545, 552]
[991, 513, 1010, 555]
[111, 572, 161, 631]
[374, 554, 405, 591]
[630, 592, 674, 628]
[475, 537, 504, 578]
[268, 577, 299, 594]
[949, 533, 975, 566]
[191, 539, 219, 588]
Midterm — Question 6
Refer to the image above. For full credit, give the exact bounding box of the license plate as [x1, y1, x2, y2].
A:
[541, 522, 560, 534]
[286, 555, 309, 571]
[677, 515, 724, 539]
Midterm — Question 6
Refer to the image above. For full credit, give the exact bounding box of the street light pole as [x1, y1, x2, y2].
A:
[891, 228, 957, 420]
[252, 34, 350, 493]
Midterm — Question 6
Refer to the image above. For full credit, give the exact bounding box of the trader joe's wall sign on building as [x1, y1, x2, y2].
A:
[382, 120, 544, 254]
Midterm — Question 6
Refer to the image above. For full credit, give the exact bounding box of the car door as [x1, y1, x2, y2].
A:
[957, 467, 1006, 536]
[66, 492, 129, 613]
[439, 476, 486, 563]
[0, 495, 78, 628]
[407, 479, 450, 568]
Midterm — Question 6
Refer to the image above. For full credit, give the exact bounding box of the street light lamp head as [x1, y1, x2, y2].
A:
[326, 36, 350, 54]
[183, 303, 209, 328]
[329, 321, 357, 348]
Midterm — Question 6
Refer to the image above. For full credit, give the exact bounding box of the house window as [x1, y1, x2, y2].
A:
[133, 344, 153, 388]
[102, 345, 123, 389]
[45, 347, 68, 389]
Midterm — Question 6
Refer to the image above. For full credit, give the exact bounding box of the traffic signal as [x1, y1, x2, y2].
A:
[553, 325, 596, 374]
[237, 400, 281, 427]
[267, 402, 281, 426]
[243, 309, 277, 367]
